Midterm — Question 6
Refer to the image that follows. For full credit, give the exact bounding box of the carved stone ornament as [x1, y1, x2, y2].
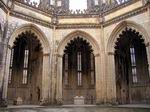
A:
[14, 0, 134, 16]
[142, 0, 150, 5]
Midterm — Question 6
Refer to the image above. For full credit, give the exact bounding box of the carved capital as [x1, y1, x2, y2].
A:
[7, 45, 11, 49]
[43, 53, 50, 56]
[108, 52, 115, 55]
[146, 42, 150, 47]
[95, 53, 100, 57]
[57, 54, 63, 58]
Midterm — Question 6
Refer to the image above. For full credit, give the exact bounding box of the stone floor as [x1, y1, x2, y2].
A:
[0, 105, 150, 112]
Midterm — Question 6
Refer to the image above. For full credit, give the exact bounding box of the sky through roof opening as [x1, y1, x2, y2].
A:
[29, 0, 40, 3]
[27, 0, 87, 10]
[25, 0, 128, 11]
[69, 0, 87, 11]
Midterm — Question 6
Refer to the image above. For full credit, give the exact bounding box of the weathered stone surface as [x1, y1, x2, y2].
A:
[0, 0, 150, 106]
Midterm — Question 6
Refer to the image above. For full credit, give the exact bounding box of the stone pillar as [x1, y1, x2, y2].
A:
[95, 52, 108, 104]
[41, 53, 50, 105]
[0, 41, 5, 107]
[2, 45, 11, 99]
[95, 53, 104, 104]
[0, 39, 10, 107]
[146, 44, 150, 75]
[0, 42, 4, 93]
[56, 54, 63, 105]
[50, 52, 57, 104]
[106, 52, 117, 104]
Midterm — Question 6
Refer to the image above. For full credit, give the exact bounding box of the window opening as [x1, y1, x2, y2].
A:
[64, 54, 69, 85]
[130, 47, 138, 83]
[8, 48, 14, 84]
[90, 53, 95, 85]
[22, 49, 29, 84]
[77, 52, 82, 86]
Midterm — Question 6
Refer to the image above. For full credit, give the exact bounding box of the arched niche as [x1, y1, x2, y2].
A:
[8, 24, 50, 54]
[3, 24, 51, 104]
[58, 30, 100, 56]
[56, 30, 101, 104]
[106, 21, 150, 104]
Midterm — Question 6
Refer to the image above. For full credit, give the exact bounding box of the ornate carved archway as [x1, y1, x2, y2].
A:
[58, 30, 100, 56]
[7, 31, 43, 104]
[62, 37, 96, 104]
[2, 24, 51, 104]
[107, 21, 150, 53]
[56, 30, 100, 104]
[115, 28, 149, 104]
[106, 21, 150, 104]
[9, 24, 50, 54]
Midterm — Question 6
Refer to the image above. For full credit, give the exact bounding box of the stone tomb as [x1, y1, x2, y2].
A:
[74, 96, 85, 105]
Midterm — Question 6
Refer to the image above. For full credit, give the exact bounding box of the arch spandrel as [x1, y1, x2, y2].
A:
[57, 30, 100, 56]
[9, 24, 50, 54]
[107, 21, 150, 54]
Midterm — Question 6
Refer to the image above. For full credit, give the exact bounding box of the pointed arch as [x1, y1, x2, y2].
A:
[58, 30, 100, 56]
[3, 24, 50, 103]
[106, 21, 150, 104]
[9, 24, 50, 54]
[56, 30, 100, 104]
[107, 21, 150, 53]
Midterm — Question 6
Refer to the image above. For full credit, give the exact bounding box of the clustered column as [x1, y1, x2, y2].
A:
[56, 54, 63, 104]
[106, 52, 117, 104]
[41, 53, 50, 104]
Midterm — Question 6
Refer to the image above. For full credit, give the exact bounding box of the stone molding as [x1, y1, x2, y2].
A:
[10, 11, 53, 28]
[106, 20, 150, 54]
[57, 30, 100, 56]
[56, 24, 101, 29]
[103, 0, 140, 16]
[104, 4, 148, 27]
[9, 24, 51, 54]
[14, 1, 53, 17]
[0, 0, 8, 13]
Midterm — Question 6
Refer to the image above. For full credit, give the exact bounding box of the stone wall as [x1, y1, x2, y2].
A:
[0, 0, 150, 105]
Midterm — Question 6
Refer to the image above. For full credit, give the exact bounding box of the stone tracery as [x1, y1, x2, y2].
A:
[114, 28, 150, 104]
[16, 0, 132, 15]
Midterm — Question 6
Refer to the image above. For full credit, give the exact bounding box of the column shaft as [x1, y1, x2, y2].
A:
[41, 54, 50, 104]
[56, 55, 63, 104]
